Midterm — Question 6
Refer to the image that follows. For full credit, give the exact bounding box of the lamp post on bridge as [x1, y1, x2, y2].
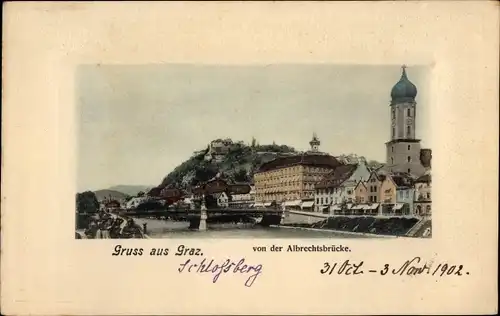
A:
[199, 193, 208, 231]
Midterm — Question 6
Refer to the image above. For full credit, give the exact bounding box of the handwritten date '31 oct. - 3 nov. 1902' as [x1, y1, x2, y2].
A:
[320, 256, 470, 277]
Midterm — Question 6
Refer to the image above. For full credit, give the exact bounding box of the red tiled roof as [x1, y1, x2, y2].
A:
[257, 154, 341, 173]
[315, 164, 358, 189]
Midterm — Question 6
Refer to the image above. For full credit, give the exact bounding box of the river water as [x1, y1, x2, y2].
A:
[132, 218, 371, 239]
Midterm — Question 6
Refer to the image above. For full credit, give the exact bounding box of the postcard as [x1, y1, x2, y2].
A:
[1, 2, 498, 315]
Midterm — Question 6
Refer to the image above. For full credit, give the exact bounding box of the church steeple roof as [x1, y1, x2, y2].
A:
[390, 65, 417, 105]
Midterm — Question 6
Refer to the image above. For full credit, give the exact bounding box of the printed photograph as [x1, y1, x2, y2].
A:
[75, 64, 432, 239]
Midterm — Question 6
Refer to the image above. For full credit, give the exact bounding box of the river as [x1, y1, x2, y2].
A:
[132, 217, 371, 238]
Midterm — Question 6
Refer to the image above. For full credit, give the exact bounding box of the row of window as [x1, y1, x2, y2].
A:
[389, 156, 413, 165]
[391, 145, 412, 152]
[255, 166, 330, 179]
[392, 126, 412, 138]
[392, 108, 413, 118]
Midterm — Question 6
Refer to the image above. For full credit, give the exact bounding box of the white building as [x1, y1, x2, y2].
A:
[216, 192, 229, 208]
[229, 185, 255, 208]
[204, 138, 233, 163]
[414, 172, 431, 216]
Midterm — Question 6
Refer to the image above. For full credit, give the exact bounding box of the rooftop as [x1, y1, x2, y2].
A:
[256, 153, 341, 173]
[315, 164, 358, 189]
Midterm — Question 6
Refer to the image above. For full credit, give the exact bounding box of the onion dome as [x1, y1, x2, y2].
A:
[390, 65, 417, 105]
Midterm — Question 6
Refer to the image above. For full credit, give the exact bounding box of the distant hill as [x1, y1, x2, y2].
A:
[93, 189, 129, 202]
[106, 185, 153, 196]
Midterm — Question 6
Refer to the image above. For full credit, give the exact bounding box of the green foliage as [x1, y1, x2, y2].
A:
[76, 191, 99, 214]
[367, 160, 384, 170]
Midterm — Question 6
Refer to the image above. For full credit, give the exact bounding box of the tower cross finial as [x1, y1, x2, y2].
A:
[401, 64, 408, 78]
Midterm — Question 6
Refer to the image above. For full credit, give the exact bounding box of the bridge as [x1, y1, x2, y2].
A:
[122, 208, 282, 218]
[112, 207, 284, 230]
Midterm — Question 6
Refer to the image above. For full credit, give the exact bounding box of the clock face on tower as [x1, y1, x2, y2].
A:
[406, 118, 413, 125]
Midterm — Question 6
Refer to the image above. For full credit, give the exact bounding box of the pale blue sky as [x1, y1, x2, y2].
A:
[77, 64, 431, 191]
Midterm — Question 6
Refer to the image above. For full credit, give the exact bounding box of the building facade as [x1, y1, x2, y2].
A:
[229, 185, 255, 208]
[314, 162, 371, 212]
[414, 173, 432, 216]
[385, 66, 426, 177]
[354, 181, 368, 203]
[366, 171, 383, 203]
[253, 154, 341, 204]
[204, 138, 233, 162]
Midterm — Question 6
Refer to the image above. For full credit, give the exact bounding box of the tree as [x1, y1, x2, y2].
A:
[76, 191, 99, 214]
[234, 168, 249, 183]
[251, 137, 257, 148]
[137, 191, 145, 197]
[367, 160, 384, 170]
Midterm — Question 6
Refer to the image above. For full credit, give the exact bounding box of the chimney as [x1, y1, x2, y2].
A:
[420, 149, 432, 168]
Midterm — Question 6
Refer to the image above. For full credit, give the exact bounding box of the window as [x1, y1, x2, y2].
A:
[392, 128, 395, 137]
[427, 192, 431, 199]
[347, 190, 353, 195]
[405, 191, 409, 198]
[407, 156, 411, 162]
[391, 157, 394, 164]
[407, 126, 411, 137]
[391, 146, 394, 152]
[408, 168, 411, 173]
[407, 108, 411, 116]
[392, 110, 395, 119]
[408, 145, 411, 150]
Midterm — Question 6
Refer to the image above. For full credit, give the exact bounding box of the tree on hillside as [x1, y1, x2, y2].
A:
[367, 160, 384, 170]
[234, 168, 249, 183]
[137, 191, 145, 197]
[251, 137, 257, 148]
[76, 191, 99, 213]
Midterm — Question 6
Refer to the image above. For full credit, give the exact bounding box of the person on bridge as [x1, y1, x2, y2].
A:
[85, 220, 98, 239]
[121, 218, 142, 238]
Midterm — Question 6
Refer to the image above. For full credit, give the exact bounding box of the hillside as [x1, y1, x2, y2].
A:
[107, 185, 152, 196]
[93, 189, 129, 202]
[159, 140, 297, 189]
[156, 138, 384, 191]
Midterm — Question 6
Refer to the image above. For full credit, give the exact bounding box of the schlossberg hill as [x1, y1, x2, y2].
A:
[158, 139, 298, 190]
[156, 138, 384, 191]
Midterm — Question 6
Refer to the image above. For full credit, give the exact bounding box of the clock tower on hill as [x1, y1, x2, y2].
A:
[385, 65, 425, 176]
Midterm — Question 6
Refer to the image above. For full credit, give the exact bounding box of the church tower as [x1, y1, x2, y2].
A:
[385, 66, 425, 176]
[309, 133, 320, 152]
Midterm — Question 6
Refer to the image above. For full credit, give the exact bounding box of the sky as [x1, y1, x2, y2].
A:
[77, 64, 431, 191]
